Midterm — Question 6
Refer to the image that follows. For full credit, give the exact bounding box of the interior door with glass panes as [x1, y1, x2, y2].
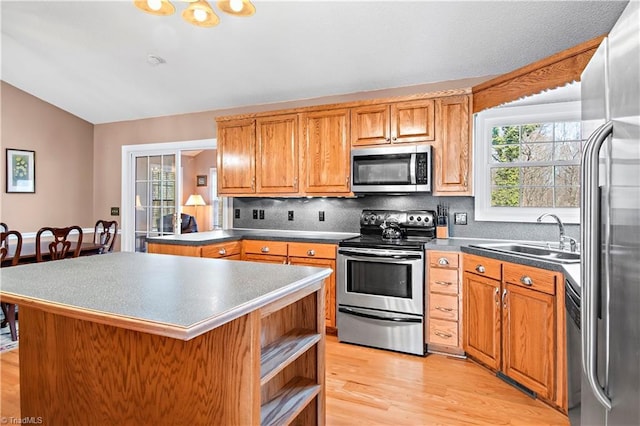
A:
[134, 154, 180, 252]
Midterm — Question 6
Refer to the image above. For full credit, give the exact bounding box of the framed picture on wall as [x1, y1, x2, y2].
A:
[196, 175, 207, 187]
[6, 148, 36, 193]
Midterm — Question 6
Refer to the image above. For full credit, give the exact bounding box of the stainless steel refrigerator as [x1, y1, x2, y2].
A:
[580, 1, 640, 425]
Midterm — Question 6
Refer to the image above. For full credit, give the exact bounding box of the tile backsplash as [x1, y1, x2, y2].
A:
[232, 194, 579, 242]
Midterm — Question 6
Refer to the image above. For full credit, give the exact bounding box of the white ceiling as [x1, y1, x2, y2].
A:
[1, 0, 628, 124]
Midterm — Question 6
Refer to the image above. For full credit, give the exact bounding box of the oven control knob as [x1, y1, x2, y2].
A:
[409, 216, 414, 221]
[416, 217, 422, 222]
[423, 217, 429, 223]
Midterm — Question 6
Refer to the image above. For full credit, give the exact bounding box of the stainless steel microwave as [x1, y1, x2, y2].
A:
[351, 145, 432, 193]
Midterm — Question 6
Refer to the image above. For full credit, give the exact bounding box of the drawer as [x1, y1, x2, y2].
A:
[429, 293, 458, 321]
[242, 240, 288, 257]
[463, 253, 502, 281]
[429, 318, 459, 347]
[201, 241, 241, 258]
[429, 268, 459, 295]
[287, 242, 336, 259]
[503, 262, 557, 295]
[428, 251, 459, 269]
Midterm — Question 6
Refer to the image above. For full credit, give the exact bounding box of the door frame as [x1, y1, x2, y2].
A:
[121, 138, 216, 252]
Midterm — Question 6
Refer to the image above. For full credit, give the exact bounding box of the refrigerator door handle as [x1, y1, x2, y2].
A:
[581, 120, 614, 411]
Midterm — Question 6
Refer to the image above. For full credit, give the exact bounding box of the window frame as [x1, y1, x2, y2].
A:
[474, 101, 581, 224]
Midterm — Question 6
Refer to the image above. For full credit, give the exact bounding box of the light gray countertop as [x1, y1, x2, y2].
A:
[0, 252, 331, 340]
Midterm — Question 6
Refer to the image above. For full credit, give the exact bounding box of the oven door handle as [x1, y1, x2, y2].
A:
[338, 307, 422, 323]
[338, 250, 422, 260]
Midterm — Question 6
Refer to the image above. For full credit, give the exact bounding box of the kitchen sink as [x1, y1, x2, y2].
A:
[470, 243, 581, 264]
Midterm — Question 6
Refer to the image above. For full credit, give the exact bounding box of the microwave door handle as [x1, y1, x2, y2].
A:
[409, 154, 417, 184]
[339, 306, 422, 323]
[581, 120, 613, 411]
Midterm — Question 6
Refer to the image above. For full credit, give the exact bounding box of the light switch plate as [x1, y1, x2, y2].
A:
[454, 212, 467, 225]
[110, 207, 120, 216]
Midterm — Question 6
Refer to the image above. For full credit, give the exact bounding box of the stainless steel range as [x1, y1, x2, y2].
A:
[337, 209, 435, 356]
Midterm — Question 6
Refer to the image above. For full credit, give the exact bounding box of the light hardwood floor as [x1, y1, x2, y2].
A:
[1, 336, 568, 425]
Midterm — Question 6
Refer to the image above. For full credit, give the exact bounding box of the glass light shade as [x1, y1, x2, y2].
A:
[216, 0, 255, 17]
[133, 0, 175, 16]
[182, 0, 220, 27]
[185, 194, 206, 206]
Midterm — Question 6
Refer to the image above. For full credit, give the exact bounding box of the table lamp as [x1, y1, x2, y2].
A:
[185, 194, 206, 220]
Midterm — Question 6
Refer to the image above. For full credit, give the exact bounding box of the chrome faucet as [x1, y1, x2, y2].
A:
[536, 213, 577, 251]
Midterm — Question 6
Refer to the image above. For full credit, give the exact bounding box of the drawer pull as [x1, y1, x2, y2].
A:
[435, 306, 453, 312]
[434, 331, 453, 339]
[520, 276, 533, 286]
[438, 257, 449, 266]
[218, 248, 226, 256]
[261, 247, 270, 253]
[435, 281, 452, 286]
[307, 249, 315, 256]
[475, 265, 485, 273]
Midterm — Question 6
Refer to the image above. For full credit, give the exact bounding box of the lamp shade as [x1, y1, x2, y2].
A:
[182, 0, 220, 27]
[185, 194, 206, 206]
[217, 0, 255, 17]
[133, 0, 176, 16]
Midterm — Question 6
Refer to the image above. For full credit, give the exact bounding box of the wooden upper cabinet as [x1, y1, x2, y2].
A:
[351, 99, 435, 146]
[392, 99, 435, 143]
[433, 95, 472, 196]
[301, 109, 351, 194]
[217, 119, 256, 195]
[255, 114, 299, 194]
[350, 104, 391, 146]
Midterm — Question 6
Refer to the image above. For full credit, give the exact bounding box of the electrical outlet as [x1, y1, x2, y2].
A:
[110, 207, 120, 216]
[454, 212, 468, 225]
[288, 210, 294, 221]
[252, 209, 258, 220]
[234, 209, 240, 219]
[259, 210, 265, 220]
[319, 211, 325, 221]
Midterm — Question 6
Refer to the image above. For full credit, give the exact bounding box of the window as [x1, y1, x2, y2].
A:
[474, 101, 582, 223]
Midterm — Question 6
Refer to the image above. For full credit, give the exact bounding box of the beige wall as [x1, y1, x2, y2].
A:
[2, 76, 490, 238]
[1, 82, 94, 233]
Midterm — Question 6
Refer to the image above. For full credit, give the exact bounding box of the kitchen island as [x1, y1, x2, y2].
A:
[0, 252, 331, 425]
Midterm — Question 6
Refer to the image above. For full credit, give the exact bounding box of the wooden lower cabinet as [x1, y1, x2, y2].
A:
[426, 251, 463, 355]
[243, 241, 337, 329]
[202, 241, 242, 260]
[464, 272, 501, 370]
[147, 243, 201, 257]
[463, 253, 565, 411]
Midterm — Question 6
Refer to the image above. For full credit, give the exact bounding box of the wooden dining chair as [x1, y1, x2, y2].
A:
[93, 220, 118, 253]
[1, 230, 22, 341]
[35, 226, 83, 262]
[0, 223, 7, 233]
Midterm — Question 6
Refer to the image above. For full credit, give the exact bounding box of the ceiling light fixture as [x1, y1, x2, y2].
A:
[133, 0, 255, 28]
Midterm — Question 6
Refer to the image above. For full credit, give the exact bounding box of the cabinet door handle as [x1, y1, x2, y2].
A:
[218, 248, 226, 255]
[475, 265, 485, 273]
[438, 257, 449, 266]
[307, 249, 315, 257]
[434, 331, 453, 339]
[251, 177, 255, 191]
[502, 289, 508, 308]
[435, 306, 453, 312]
[494, 287, 500, 305]
[391, 136, 397, 141]
[261, 247, 270, 253]
[520, 276, 533, 286]
[435, 281, 452, 286]
[385, 137, 391, 142]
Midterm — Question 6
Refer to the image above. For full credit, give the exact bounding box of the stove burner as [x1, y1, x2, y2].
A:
[339, 209, 436, 250]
